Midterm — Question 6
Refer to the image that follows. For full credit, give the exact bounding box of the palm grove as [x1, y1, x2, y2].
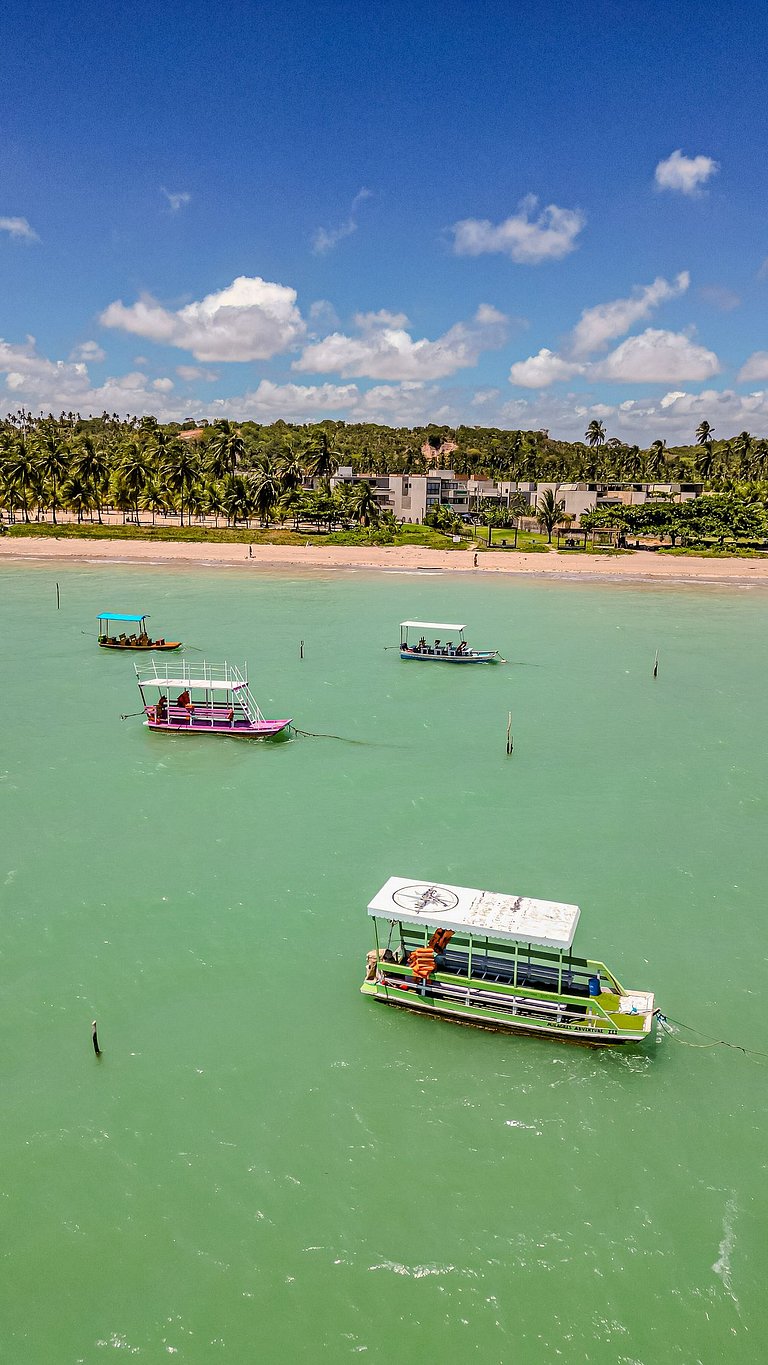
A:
[2, 409, 768, 547]
[0, 413, 386, 534]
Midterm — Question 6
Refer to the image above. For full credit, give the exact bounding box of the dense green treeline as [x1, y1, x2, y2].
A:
[2, 409, 768, 544]
[0, 412, 383, 532]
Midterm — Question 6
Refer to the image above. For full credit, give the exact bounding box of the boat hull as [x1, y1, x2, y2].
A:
[400, 650, 497, 664]
[100, 641, 182, 650]
[145, 716, 291, 738]
[361, 979, 652, 1047]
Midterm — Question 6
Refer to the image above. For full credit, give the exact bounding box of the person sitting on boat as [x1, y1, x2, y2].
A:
[456, 641, 466, 655]
[176, 689, 190, 708]
[156, 695, 167, 721]
[419, 636, 427, 652]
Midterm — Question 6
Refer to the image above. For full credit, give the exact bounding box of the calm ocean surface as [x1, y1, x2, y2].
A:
[1, 562, 766, 1363]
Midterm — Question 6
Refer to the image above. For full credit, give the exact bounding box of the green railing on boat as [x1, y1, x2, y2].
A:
[371, 920, 632, 1034]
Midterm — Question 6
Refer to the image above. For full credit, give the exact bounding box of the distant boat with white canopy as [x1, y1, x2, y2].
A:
[399, 621, 501, 663]
[134, 660, 291, 738]
[361, 875, 655, 1046]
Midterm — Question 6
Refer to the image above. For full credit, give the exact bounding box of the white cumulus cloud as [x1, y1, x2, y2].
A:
[293, 304, 507, 380]
[450, 195, 585, 264]
[509, 349, 585, 388]
[0, 216, 39, 242]
[570, 272, 690, 357]
[508, 274, 715, 389]
[152, 377, 174, 391]
[592, 329, 720, 383]
[176, 364, 218, 382]
[654, 150, 719, 195]
[496, 387, 768, 445]
[70, 340, 106, 363]
[100, 275, 306, 362]
[0, 336, 196, 420]
[737, 352, 768, 383]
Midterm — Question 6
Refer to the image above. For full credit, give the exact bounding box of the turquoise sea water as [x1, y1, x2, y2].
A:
[1, 562, 766, 1363]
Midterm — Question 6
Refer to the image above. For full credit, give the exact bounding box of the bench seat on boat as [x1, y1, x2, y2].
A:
[433, 949, 592, 997]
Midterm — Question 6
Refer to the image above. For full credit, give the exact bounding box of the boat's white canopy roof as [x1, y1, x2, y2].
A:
[139, 677, 245, 692]
[400, 621, 466, 632]
[368, 876, 580, 950]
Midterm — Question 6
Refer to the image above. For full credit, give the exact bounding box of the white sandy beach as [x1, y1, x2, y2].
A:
[2, 534, 768, 582]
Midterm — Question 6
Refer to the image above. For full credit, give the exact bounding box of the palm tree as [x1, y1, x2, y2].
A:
[61, 472, 94, 523]
[139, 477, 169, 525]
[3, 437, 35, 522]
[536, 487, 566, 543]
[118, 441, 152, 526]
[277, 485, 306, 531]
[73, 435, 110, 523]
[206, 420, 246, 481]
[348, 480, 381, 527]
[35, 421, 69, 524]
[162, 441, 200, 526]
[585, 420, 606, 450]
[221, 474, 254, 527]
[203, 479, 226, 528]
[303, 428, 340, 483]
[644, 439, 667, 480]
[277, 447, 307, 496]
[695, 440, 716, 482]
[695, 420, 716, 486]
[749, 439, 768, 483]
[185, 482, 206, 524]
[734, 430, 752, 478]
[251, 457, 283, 527]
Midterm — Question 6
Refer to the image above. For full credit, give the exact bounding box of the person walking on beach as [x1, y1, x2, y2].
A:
[473, 552, 478, 568]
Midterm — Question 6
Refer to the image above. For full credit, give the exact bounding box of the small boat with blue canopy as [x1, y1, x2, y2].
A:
[134, 660, 292, 738]
[362, 875, 655, 1046]
[97, 613, 181, 651]
[399, 621, 501, 663]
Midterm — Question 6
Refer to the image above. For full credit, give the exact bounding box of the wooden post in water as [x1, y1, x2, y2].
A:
[653, 650, 659, 679]
[91, 1020, 102, 1057]
[300, 639, 304, 660]
[56, 582, 60, 610]
[506, 711, 513, 756]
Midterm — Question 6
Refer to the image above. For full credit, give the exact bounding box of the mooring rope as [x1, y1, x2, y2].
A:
[655, 1011, 768, 1063]
[292, 726, 369, 744]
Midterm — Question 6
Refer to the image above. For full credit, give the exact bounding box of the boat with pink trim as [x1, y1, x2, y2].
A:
[134, 660, 291, 738]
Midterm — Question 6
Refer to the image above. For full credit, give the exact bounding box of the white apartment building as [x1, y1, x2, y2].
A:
[329, 470, 702, 526]
[331, 469, 469, 521]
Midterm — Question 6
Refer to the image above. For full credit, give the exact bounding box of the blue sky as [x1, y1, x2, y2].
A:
[2, 0, 768, 442]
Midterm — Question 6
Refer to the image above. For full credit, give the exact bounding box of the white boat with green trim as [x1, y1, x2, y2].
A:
[361, 877, 655, 1047]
